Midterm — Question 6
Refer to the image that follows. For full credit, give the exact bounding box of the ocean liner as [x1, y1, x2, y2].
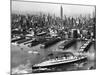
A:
[32, 52, 87, 70]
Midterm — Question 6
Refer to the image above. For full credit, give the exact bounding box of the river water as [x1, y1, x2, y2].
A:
[11, 40, 96, 74]
[32, 40, 96, 73]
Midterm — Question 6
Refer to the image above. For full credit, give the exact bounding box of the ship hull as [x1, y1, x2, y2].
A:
[32, 57, 87, 70]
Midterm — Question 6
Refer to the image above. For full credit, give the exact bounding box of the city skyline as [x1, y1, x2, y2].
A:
[12, 0, 95, 18]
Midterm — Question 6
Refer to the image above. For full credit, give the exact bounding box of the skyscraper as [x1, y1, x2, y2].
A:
[61, 6, 63, 20]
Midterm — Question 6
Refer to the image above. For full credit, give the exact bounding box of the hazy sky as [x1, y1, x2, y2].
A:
[12, 0, 95, 17]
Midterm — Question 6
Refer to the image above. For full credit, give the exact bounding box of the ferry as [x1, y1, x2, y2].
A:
[32, 52, 87, 70]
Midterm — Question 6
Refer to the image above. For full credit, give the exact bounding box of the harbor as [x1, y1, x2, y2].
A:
[11, 1, 96, 75]
[11, 38, 96, 74]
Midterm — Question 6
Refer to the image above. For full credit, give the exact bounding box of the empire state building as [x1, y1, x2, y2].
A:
[61, 6, 63, 20]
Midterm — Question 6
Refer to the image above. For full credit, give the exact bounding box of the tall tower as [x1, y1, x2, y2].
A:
[61, 6, 63, 20]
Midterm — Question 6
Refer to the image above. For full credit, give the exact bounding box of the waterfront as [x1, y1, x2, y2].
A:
[11, 1, 96, 74]
[11, 40, 96, 74]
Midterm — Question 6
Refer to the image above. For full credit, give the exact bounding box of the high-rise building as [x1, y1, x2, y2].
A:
[71, 29, 78, 38]
[61, 6, 63, 20]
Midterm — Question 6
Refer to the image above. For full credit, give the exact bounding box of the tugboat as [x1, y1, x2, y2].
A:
[32, 52, 87, 70]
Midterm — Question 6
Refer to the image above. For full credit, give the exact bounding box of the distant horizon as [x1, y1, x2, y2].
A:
[12, 0, 95, 18]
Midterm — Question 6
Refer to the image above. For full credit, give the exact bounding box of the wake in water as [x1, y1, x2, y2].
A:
[11, 60, 32, 75]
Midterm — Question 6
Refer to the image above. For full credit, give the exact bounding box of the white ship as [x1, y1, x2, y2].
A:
[32, 52, 87, 70]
